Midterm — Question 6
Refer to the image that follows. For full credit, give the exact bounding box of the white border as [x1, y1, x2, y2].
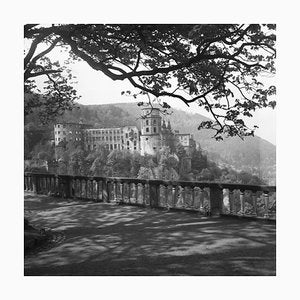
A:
[1, 1, 299, 299]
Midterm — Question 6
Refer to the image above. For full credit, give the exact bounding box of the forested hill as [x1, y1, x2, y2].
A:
[25, 102, 276, 184]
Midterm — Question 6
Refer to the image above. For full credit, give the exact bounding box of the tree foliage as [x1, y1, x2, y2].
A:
[25, 24, 276, 138]
[24, 25, 80, 122]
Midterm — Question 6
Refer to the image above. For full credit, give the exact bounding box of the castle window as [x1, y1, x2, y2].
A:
[114, 144, 117, 149]
[146, 138, 148, 141]
[153, 127, 157, 133]
[134, 147, 136, 150]
[110, 144, 113, 150]
[146, 120, 149, 126]
[58, 131, 60, 134]
[146, 127, 149, 133]
[125, 133, 128, 138]
[57, 125, 60, 128]
[153, 146, 156, 150]
[153, 119, 156, 125]
[127, 141, 130, 146]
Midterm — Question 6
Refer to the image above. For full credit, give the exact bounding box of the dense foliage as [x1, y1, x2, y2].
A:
[25, 137, 264, 186]
[24, 24, 276, 138]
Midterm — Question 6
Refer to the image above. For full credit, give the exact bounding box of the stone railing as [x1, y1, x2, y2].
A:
[24, 173, 276, 220]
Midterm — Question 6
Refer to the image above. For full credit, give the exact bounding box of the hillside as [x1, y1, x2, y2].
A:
[25, 102, 276, 184]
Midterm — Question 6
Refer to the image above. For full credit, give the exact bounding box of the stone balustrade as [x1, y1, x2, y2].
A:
[24, 172, 276, 220]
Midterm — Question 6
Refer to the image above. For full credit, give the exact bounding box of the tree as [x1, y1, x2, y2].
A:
[24, 25, 80, 123]
[88, 144, 110, 176]
[191, 149, 208, 173]
[67, 148, 87, 175]
[105, 150, 132, 177]
[24, 24, 276, 138]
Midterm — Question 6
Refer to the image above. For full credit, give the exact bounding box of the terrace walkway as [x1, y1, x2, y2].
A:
[24, 192, 276, 276]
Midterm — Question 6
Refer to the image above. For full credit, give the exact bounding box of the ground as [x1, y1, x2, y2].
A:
[24, 192, 276, 276]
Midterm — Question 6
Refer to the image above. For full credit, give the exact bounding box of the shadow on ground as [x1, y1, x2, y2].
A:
[24, 192, 276, 276]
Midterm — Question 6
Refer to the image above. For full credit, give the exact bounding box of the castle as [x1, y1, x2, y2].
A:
[54, 107, 196, 156]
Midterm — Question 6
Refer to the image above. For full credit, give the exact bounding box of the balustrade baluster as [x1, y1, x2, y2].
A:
[114, 181, 118, 202]
[95, 180, 99, 201]
[43, 177, 46, 193]
[79, 179, 82, 199]
[135, 183, 138, 203]
[119, 182, 124, 203]
[128, 183, 131, 203]
[27, 175, 30, 191]
[263, 191, 270, 218]
[164, 185, 168, 207]
[107, 181, 111, 202]
[191, 186, 195, 208]
[45, 177, 49, 193]
[240, 190, 245, 215]
[84, 179, 87, 199]
[172, 185, 176, 208]
[143, 184, 146, 206]
[182, 186, 186, 207]
[229, 189, 234, 214]
[199, 188, 204, 213]
[252, 191, 257, 216]
[90, 179, 93, 200]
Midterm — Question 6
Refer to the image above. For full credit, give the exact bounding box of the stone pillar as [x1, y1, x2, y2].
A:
[32, 174, 38, 194]
[209, 186, 223, 216]
[239, 190, 245, 215]
[149, 182, 160, 208]
[263, 191, 270, 218]
[229, 189, 235, 214]
[102, 179, 109, 202]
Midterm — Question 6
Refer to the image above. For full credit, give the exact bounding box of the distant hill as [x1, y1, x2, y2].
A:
[25, 102, 276, 184]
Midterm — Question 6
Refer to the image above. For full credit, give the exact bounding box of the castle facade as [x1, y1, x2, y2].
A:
[54, 107, 196, 156]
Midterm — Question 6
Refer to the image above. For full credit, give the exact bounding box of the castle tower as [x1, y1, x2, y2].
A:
[140, 107, 162, 155]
